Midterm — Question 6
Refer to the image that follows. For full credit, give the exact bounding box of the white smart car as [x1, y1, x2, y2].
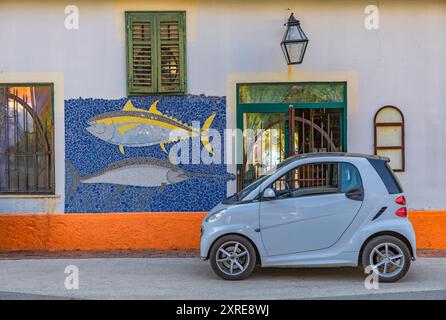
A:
[200, 153, 416, 282]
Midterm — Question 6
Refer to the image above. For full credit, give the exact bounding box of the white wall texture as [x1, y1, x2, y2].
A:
[0, 0, 445, 210]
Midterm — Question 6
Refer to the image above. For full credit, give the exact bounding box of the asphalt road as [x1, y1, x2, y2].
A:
[0, 257, 445, 300]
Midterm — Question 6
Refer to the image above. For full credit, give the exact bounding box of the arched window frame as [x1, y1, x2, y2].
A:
[0, 84, 54, 194]
[374, 105, 405, 172]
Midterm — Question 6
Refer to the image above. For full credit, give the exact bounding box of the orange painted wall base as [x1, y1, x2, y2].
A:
[0, 211, 444, 251]
[0, 212, 206, 251]
[409, 210, 446, 250]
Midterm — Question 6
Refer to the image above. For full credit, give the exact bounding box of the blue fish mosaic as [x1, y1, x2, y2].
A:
[65, 95, 231, 213]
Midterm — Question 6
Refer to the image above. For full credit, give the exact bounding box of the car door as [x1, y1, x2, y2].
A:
[259, 162, 363, 256]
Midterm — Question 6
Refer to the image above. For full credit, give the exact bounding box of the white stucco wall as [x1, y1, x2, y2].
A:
[0, 0, 445, 210]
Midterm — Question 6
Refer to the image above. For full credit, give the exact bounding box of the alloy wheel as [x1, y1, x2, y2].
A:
[369, 242, 405, 278]
[215, 241, 250, 276]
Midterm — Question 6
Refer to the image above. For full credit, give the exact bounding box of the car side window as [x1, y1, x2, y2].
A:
[340, 163, 363, 193]
[270, 162, 339, 199]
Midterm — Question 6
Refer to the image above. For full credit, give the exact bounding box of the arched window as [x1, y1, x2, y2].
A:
[374, 106, 404, 172]
[0, 84, 54, 193]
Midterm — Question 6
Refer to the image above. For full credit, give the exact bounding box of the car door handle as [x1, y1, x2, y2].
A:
[345, 188, 364, 201]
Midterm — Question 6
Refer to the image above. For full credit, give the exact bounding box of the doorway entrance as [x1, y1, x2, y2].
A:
[237, 82, 347, 190]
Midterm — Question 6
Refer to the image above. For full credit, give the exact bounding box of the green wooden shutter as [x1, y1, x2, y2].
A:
[156, 12, 186, 94]
[126, 13, 157, 94]
[126, 12, 186, 95]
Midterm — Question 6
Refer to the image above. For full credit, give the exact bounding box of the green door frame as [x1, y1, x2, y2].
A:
[236, 82, 348, 181]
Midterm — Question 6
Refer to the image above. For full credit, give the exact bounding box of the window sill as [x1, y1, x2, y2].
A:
[0, 194, 61, 199]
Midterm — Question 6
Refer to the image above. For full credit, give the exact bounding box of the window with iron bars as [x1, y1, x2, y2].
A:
[272, 163, 339, 199]
[0, 84, 54, 194]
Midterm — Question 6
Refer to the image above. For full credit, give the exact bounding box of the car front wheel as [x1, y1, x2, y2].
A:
[362, 235, 411, 283]
[209, 235, 256, 280]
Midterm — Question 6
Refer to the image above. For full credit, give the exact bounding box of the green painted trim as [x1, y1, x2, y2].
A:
[238, 81, 346, 86]
[236, 87, 242, 174]
[50, 83, 55, 120]
[238, 81, 346, 105]
[125, 12, 130, 96]
[236, 82, 348, 173]
[342, 82, 348, 151]
[156, 12, 186, 94]
[126, 12, 156, 95]
[237, 102, 345, 110]
[126, 11, 187, 96]
[180, 12, 188, 94]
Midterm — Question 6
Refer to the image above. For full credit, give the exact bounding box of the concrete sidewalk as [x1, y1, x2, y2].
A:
[0, 249, 444, 259]
[0, 257, 445, 300]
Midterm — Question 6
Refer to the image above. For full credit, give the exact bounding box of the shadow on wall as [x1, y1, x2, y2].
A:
[65, 95, 232, 213]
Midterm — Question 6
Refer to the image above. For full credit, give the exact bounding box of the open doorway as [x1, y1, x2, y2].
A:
[237, 82, 347, 189]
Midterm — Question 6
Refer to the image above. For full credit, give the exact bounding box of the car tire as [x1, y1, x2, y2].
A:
[362, 235, 411, 283]
[209, 235, 257, 280]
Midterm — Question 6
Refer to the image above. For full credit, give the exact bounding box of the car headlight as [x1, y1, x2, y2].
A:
[205, 209, 226, 223]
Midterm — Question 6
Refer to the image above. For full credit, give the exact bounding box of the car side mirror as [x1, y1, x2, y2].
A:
[262, 188, 276, 199]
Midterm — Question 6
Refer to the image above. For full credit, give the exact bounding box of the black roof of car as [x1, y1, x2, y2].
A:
[290, 152, 390, 162]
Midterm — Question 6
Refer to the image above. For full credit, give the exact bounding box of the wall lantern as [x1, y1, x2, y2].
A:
[280, 13, 309, 65]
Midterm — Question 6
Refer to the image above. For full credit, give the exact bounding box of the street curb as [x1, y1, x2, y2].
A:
[0, 249, 443, 260]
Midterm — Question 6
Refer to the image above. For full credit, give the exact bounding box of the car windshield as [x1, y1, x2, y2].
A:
[235, 156, 298, 201]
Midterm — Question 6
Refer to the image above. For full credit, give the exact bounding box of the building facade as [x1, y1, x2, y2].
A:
[0, 0, 445, 251]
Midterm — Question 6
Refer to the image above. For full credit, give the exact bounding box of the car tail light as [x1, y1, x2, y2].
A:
[395, 196, 406, 205]
[395, 207, 407, 217]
